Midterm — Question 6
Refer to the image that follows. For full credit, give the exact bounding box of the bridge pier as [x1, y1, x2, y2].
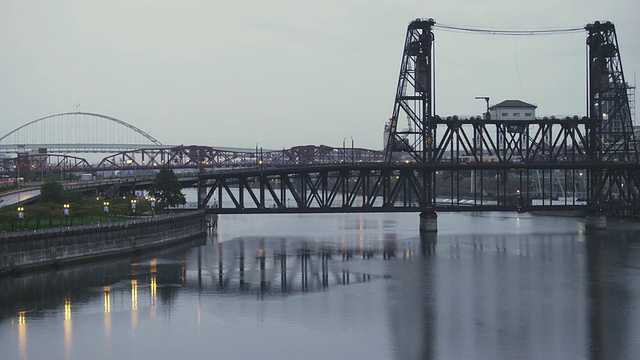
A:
[419, 211, 438, 232]
[585, 211, 607, 230]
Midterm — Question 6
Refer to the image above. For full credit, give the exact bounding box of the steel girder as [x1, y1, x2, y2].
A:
[432, 117, 591, 164]
[1, 153, 93, 174]
[96, 145, 388, 171]
[197, 163, 640, 214]
[385, 18, 436, 164]
[381, 19, 640, 210]
[0, 145, 389, 176]
[585, 21, 639, 206]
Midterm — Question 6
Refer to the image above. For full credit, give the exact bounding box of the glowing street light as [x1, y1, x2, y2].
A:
[17, 206, 24, 230]
[63, 203, 70, 225]
[150, 197, 156, 216]
[103, 201, 110, 221]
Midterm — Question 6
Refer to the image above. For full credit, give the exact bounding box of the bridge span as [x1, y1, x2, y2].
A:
[194, 19, 639, 232]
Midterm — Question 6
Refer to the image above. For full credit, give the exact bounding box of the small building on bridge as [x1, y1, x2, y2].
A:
[489, 100, 537, 120]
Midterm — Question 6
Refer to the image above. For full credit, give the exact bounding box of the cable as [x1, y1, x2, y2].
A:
[434, 23, 584, 36]
[512, 36, 527, 101]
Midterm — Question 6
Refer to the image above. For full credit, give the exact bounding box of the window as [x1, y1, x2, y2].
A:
[513, 113, 520, 117]
[525, 112, 532, 116]
[501, 113, 508, 117]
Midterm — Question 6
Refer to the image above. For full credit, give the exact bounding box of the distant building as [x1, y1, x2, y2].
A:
[489, 100, 537, 120]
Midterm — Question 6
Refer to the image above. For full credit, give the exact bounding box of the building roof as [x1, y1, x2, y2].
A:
[489, 100, 537, 110]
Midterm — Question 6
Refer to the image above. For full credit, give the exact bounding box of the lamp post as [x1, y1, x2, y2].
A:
[15, 163, 20, 203]
[342, 137, 346, 163]
[150, 197, 156, 216]
[17, 206, 24, 230]
[63, 203, 70, 225]
[350, 136, 355, 163]
[103, 201, 110, 221]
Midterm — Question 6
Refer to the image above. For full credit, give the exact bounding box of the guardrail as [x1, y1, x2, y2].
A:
[0, 210, 204, 240]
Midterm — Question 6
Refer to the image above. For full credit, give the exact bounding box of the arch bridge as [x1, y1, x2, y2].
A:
[0, 112, 164, 154]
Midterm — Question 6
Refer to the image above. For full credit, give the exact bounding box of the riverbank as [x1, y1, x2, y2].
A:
[0, 210, 210, 275]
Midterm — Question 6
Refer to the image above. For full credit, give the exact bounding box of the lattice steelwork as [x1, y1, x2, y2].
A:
[0, 145, 389, 176]
[377, 19, 640, 212]
[197, 163, 640, 214]
[585, 21, 639, 206]
[384, 18, 436, 164]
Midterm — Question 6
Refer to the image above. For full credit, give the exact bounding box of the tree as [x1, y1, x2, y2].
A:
[40, 179, 65, 203]
[148, 168, 186, 211]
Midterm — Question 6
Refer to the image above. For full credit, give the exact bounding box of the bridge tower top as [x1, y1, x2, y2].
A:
[585, 21, 638, 163]
[384, 18, 436, 163]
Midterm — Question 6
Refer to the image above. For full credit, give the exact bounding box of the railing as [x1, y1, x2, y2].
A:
[0, 210, 204, 240]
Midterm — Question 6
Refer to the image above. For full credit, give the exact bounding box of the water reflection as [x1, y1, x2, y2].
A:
[1, 213, 640, 359]
[585, 228, 640, 360]
[0, 237, 207, 321]
[63, 297, 72, 360]
[186, 236, 386, 298]
[18, 310, 26, 360]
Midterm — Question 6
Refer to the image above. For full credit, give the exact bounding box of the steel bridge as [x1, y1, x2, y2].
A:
[0, 113, 388, 173]
[195, 20, 639, 230]
[0, 112, 164, 154]
[0, 144, 388, 175]
[2, 20, 637, 230]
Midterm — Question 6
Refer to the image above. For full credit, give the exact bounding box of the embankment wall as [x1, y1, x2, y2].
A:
[0, 211, 207, 274]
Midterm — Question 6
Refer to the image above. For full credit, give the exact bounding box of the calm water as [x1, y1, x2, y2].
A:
[2, 212, 640, 360]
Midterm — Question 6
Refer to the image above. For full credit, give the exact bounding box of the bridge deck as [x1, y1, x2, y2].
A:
[197, 163, 640, 215]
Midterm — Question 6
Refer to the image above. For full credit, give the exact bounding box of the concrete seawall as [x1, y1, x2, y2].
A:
[0, 211, 208, 274]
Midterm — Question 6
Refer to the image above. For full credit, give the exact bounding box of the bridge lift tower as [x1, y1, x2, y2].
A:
[384, 18, 639, 230]
[586, 21, 638, 215]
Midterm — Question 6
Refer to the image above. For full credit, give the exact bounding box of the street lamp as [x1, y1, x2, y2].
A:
[342, 137, 346, 163]
[126, 158, 137, 194]
[150, 197, 156, 216]
[14, 163, 20, 203]
[17, 206, 24, 230]
[131, 199, 137, 214]
[351, 136, 354, 163]
[103, 201, 110, 221]
[63, 204, 70, 225]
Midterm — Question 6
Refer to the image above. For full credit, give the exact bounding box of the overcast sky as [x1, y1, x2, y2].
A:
[1, 0, 639, 150]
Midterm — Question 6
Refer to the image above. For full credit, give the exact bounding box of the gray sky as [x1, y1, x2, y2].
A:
[1, 0, 639, 150]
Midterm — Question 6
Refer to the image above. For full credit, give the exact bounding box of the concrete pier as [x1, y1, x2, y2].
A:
[585, 211, 607, 230]
[419, 211, 438, 232]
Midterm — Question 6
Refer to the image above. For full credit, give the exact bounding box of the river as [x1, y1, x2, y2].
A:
[1, 212, 640, 359]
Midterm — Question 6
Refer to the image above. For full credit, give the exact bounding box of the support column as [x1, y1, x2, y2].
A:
[419, 211, 438, 232]
[585, 211, 607, 230]
[197, 177, 207, 210]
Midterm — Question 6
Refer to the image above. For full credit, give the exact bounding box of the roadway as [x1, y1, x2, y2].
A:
[0, 189, 40, 207]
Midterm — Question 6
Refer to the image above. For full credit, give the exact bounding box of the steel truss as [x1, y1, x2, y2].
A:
[1, 153, 93, 174]
[586, 21, 639, 207]
[197, 163, 640, 214]
[0, 145, 389, 175]
[385, 18, 436, 164]
[381, 19, 640, 210]
[97, 145, 387, 170]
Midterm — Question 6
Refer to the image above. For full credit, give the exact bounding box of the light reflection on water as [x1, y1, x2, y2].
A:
[0, 212, 640, 359]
